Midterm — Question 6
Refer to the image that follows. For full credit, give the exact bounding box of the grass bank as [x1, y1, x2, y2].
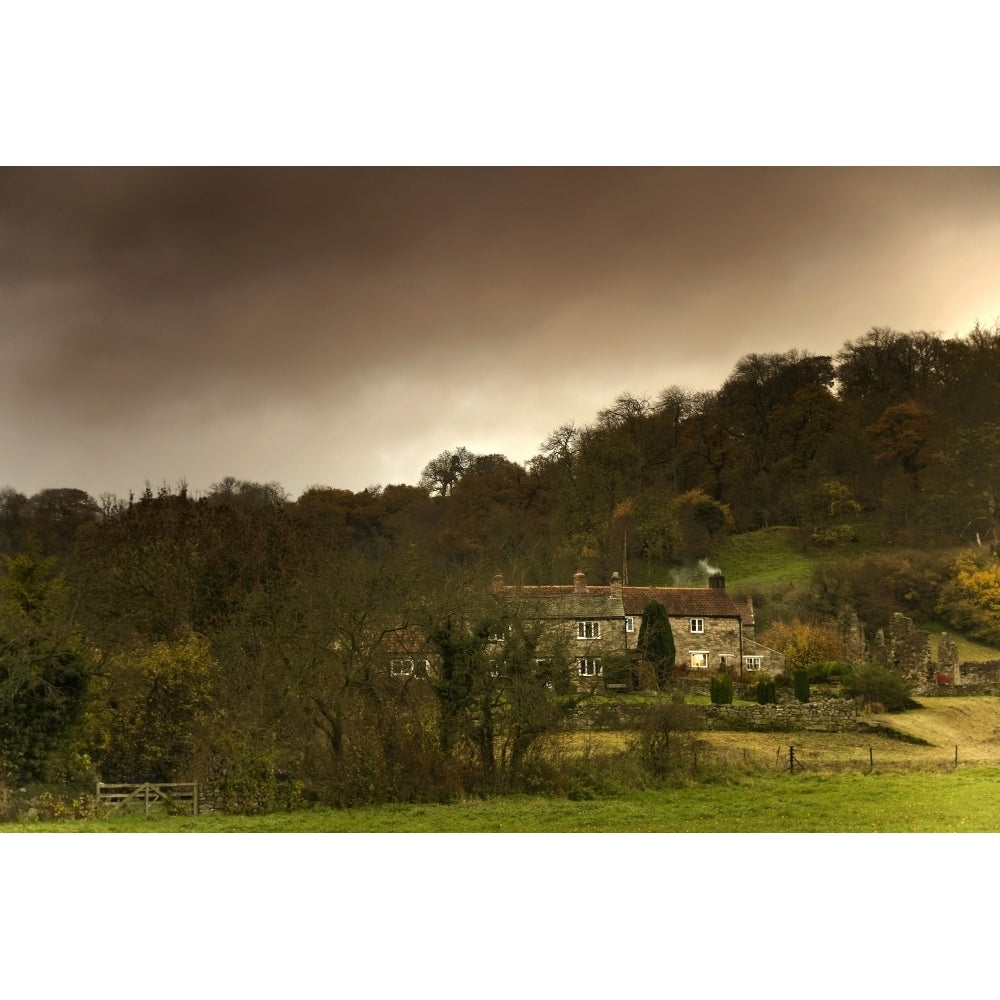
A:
[8, 766, 1000, 832]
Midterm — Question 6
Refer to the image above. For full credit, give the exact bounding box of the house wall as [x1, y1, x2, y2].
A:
[668, 614, 742, 672]
[554, 615, 633, 688]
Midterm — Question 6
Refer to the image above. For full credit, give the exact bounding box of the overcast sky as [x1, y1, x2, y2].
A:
[2, 166, 999, 501]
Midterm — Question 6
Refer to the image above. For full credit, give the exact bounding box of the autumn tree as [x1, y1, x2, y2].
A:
[0, 550, 90, 782]
[83, 631, 216, 783]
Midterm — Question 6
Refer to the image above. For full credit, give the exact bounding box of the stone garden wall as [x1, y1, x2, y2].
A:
[697, 699, 858, 732]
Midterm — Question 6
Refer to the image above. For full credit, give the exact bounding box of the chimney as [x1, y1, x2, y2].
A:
[610, 571, 622, 600]
[708, 572, 725, 591]
[573, 570, 587, 593]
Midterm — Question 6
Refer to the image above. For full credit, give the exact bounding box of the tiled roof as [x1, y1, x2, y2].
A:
[622, 587, 744, 619]
[500, 584, 745, 620]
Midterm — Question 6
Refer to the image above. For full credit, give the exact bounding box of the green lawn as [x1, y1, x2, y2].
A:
[9, 767, 1000, 832]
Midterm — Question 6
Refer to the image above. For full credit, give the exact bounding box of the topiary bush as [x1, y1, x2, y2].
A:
[793, 669, 811, 703]
[710, 673, 734, 705]
[755, 678, 777, 705]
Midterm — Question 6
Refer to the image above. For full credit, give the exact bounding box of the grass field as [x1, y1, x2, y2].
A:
[9, 767, 1000, 832]
[7, 697, 1000, 833]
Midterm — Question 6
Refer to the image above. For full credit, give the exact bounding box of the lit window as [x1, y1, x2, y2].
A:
[577, 620, 601, 639]
[690, 618, 705, 634]
[625, 616, 635, 633]
[690, 651, 709, 669]
[577, 657, 602, 677]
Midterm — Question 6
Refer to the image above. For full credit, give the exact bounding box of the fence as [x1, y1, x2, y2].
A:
[685, 740, 975, 775]
[96, 781, 199, 817]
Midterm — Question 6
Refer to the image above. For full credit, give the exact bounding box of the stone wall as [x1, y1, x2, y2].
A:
[697, 699, 858, 732]
[570, 696, 857, 732]
[955, 660, 1000, 685]
[889, 612, 932, 684]
[669, 614, 742, 671]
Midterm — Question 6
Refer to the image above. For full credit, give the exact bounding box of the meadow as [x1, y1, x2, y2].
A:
[7, 696, 999, 833]
[6, 767, 999, 832]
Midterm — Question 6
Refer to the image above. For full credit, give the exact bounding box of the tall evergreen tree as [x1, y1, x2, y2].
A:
[637, 600, 675, 687]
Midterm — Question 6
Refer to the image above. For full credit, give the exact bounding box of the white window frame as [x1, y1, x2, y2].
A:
[577, 657, 602, 677]
[744, 655, 763, 671]
[577, 620, 601, 640]
[390, 658, 429, 678]
[625, 616, 635, 634]
[690, 651, 709, 670]
[690, 618, 705, 634]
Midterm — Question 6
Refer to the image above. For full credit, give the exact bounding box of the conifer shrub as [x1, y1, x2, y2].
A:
[710, 672, 734, 705]
[755, 678, 777, 705]
[793, 669, 811, 703]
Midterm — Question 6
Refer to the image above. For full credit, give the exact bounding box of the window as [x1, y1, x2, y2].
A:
[577, 620, 601, 639]
[390, 659, 429, 678]
[577, 657, 602, 677]
[390, 659, 414, 677]
[690, 651, 709, 670]
[744, 656, 762, 671]
[625, 616, 635, 633]
[690, 618, 705, 634]
[489, 625, 512, 643]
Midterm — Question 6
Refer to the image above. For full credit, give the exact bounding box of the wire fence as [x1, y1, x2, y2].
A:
[560, 728, 999, 775]
[686, 738, 993, 775]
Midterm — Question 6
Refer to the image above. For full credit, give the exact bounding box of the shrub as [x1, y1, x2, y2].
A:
[841, 663, 912, 712]
[710, 673, 733, 705]
[632, 696, 701, 778]
[755, 678, 777, 705]
[792, 669, 810, 703]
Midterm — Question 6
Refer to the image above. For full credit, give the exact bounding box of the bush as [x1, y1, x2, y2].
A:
[755, 678, 777, 705]
[793, 669, 810, 703]
[632, 696, 701, 777]
[710, 673, 734, 705]
[841, 663, 912, 712]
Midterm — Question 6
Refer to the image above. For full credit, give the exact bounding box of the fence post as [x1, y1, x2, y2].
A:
[955, 745, 958, 768]
[144, 783, 150, 819]
[869, 746, 873, 768]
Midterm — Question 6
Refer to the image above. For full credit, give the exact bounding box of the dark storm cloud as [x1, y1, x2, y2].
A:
[2, 167, 999, 499]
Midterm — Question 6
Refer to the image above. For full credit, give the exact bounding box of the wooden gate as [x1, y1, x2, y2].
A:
[96, 781, 199, 817]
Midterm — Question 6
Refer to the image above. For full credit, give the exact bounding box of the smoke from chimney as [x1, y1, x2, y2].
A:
[698, 558, 722, 577]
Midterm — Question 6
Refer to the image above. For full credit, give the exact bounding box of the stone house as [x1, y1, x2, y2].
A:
[495, 569, 784, 689]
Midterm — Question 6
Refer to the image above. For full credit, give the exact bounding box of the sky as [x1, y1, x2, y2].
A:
[2, 166, 1000, 502]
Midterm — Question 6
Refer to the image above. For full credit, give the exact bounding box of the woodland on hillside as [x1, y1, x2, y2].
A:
[4, 324, 1000, 809]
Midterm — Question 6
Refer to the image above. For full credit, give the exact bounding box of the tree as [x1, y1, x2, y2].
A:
[757, 620, 847, 674]
[936, 552, 1000, 644]
[637, 601, 675, 687]
[84, 631, 216, 783]
[419, 447, 474, 497]
[0, 550, 90, 782]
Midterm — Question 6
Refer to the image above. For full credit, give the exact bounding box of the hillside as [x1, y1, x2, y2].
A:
[702, 523, 1000, 662]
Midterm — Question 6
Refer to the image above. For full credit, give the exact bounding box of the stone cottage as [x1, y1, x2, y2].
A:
[495, 570, 784, 689]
